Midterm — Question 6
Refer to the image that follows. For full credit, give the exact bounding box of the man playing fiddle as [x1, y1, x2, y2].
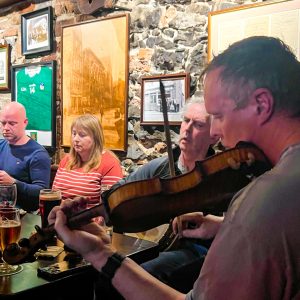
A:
[50, 36, 300, 299]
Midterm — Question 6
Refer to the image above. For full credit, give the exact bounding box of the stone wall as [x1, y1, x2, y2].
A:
[0, 0, 263, 175]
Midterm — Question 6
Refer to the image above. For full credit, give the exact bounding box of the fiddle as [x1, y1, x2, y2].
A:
[107, 142, 271, 232]
[3, 142, 271, 265]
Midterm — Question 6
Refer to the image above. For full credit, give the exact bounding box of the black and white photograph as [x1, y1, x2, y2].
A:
[141, 73, 189, 125]
[21, 6, 53, 56]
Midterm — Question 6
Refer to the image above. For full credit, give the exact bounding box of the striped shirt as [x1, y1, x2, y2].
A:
[53, 151, 123, 207]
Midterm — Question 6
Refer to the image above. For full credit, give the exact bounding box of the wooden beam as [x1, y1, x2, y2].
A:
[0, 0, 22, 8]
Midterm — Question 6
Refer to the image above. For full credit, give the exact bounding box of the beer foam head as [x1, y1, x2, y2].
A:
[39, 189, 61, 201]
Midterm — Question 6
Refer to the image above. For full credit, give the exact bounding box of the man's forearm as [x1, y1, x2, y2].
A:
[88, 250, 185, 300]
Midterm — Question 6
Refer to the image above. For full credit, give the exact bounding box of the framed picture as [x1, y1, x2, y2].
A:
[11, 61, 56, 150]
[208, 0, 300, 61]
[141, 73, 190, 125]
[21, 6, 53, 56]
[62, 14, 129, 151]
[0, 44, 10, 91]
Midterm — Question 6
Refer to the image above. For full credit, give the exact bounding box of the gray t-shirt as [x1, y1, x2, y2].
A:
[186, 143, 300, 300]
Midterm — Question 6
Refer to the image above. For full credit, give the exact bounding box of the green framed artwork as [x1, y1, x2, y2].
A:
[11, 61, 56, 150]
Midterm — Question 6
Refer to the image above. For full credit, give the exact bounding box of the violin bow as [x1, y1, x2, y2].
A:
[159, 80, 182, 237]
[159, 80, 176, 177]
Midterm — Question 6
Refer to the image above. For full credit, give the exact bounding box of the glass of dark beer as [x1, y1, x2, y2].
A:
[39, 189, 62, 228]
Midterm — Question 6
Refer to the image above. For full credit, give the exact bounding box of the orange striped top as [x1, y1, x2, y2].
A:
[52, 151, 123, 207]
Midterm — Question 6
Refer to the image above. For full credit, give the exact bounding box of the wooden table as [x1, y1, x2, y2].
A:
[0, 213, 158, 299]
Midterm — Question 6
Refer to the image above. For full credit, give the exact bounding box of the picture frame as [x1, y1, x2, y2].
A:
[62, 14, 129, 151]
[208, 0, 300, 61]
[11, 61, 57, 150]
[21, 6, 53, 56]
[141, 73, 190, 125]
[0, 44, 10, 91]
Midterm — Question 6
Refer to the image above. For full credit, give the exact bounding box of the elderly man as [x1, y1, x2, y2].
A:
[116, 96, 216, 187]
[51, 36, 300, 299]
[108, 96, 218, 294]
[0, 102, 50, 211]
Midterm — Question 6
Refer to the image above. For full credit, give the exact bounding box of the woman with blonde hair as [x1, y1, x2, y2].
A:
[53, 114, 123, 207]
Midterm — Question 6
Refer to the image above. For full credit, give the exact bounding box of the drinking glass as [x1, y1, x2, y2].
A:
[39, 189, 62, 228]
[0, 207, 23, 276]
[0, 184, 17, 207]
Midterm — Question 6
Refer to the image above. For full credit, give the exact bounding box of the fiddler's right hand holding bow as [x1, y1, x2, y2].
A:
[172, 212, 224, 240]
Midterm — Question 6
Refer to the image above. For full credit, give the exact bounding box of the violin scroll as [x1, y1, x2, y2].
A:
[3, 203, 109, 265]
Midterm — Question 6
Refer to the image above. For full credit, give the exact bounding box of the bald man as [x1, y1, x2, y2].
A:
[0, 102, 50, 211]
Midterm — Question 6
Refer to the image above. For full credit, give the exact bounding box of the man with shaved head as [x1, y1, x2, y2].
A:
[0, 102, 50, 211]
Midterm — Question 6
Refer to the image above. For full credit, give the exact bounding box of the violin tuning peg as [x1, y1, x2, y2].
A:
[34, 225, 45, 236]
[18, 238, 30, 248]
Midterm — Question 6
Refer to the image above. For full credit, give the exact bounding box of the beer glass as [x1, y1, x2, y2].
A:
[39, 189, 62, 228]
[0, 207, 23, 276]
[0, 184, 17, 207]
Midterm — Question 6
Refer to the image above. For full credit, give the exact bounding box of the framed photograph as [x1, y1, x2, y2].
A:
[0, 44, 10, 91]
[208, 0, 300, 61]
[141, 73, 190, 125]
[11, 61, 56, 150]
[62, 14, 129, 151]
[21, 6, 53, 56]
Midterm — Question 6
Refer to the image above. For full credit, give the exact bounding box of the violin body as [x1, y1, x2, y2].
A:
[107, 143, 271, 232]
[3, 143, 271, 265]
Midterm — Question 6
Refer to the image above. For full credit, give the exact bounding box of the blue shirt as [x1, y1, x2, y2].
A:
[0, 139, 51, 211]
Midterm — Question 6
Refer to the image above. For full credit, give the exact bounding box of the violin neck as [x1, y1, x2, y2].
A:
[47, 203, 109, 233]
[68, 203, 109, 228]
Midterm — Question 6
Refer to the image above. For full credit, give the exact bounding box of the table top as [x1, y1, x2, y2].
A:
[0, 213, 158, 298]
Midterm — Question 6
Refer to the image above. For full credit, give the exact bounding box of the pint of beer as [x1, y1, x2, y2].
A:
[39, 189, 61, 228]
[0, 208, 21, 251]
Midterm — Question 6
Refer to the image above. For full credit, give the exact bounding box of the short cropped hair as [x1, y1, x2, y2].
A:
[202, 36, 300, 117]
[181, 96, 211, 124]
[181, 96, 204, 115]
